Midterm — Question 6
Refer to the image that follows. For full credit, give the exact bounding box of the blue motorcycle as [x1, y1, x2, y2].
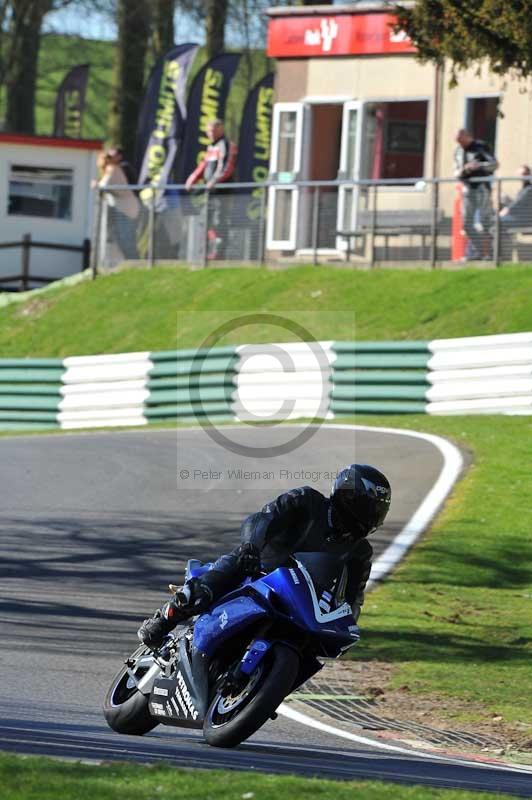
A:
[103, 552, 360, 748]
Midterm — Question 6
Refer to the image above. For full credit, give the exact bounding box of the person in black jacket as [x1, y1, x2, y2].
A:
[454, 129, 498, 260]
[138, 464, 392, 649]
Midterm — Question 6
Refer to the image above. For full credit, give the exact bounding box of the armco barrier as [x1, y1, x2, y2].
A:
[0, 359, 63, 430]
[233, 342, 335, 421]
[330, 342, 430, 415]
[1, 332, 530, 431]
[426, 332, 532, 414]
[146, 349, 237, 422]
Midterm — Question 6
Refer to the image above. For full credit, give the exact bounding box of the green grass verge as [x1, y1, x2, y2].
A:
[1, 265, 531, 357]
[344, 414, 532, 728]
[0, 753, 519, 800]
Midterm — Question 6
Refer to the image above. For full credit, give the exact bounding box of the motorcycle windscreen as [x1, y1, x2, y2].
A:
[292, 551, 347, 602]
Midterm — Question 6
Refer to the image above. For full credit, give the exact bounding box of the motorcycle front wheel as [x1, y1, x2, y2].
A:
[203, 643, 299, 748]
[103, 644, 160, 735]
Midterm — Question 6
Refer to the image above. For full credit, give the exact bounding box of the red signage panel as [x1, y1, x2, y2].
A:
[267, 13, 416, 58]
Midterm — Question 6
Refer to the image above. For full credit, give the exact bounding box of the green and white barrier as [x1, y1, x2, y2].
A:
[0, 359, 63, 430]
[1, 332, 530, 431]
[233, 342, 335, 421]
[330, 341, 430, 415]
[425, 333, 532, 414]
[146, 349, 237, 423]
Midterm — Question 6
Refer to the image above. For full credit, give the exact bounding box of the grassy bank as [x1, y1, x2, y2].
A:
[1, 265, 531, 357]
[347, 415, 532, 732]
[0, 753, 520, 800]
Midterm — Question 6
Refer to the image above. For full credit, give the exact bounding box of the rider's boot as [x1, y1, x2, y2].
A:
[137, 579, 212, 649]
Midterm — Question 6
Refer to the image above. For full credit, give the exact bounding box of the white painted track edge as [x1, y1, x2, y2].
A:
[328, 423, 464, 587]
[277, 704, 532, 774]
[278, 424, 532, 774]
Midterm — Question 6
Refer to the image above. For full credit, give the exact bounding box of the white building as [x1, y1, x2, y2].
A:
[0, 133, 101, 289]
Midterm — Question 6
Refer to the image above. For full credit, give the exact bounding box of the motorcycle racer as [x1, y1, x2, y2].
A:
[138, 464, 391, 650]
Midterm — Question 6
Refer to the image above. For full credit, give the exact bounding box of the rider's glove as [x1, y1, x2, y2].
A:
[237, 543, 262, 577]
[172, 578, 212, 612]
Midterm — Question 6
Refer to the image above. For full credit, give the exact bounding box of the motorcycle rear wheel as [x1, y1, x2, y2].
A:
[203, 643, 299, 748]
[103, 644, 159, 736]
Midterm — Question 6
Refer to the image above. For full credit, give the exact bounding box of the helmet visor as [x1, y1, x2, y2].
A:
[333, 487, 389, 536]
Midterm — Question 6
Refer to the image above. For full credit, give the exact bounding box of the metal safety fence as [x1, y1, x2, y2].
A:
[92, 176, 532, 271]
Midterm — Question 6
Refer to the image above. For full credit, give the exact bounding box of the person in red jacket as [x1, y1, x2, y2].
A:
[185, 119, 237, 259]
[185, 119, 237, 191]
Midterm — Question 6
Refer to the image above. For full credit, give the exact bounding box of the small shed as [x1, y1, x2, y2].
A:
[0, 134, 101, 290]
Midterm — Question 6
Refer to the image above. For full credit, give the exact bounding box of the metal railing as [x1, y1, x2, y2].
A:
[92, 176, 532, 272]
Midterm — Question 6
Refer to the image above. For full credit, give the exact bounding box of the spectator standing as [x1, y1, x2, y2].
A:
[185, 119, 237, 191]
[95, 148, 140, 260]
[185, 119, 237, 258]
[106, 147, 138, 187]
[454, 128, 498, 260]
[499, 165, 532, 227]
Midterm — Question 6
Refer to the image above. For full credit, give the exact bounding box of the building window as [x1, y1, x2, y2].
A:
[8, 165, 73, 220]
[465, 97, 499, 155]
[276, 111, 298, 174]
[365, 100, 428, 181]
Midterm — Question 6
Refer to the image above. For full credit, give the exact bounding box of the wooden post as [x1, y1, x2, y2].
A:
[21, 233, 31, 291]
[82, 238, 91, 272]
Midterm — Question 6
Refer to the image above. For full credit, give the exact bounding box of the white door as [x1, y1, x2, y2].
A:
[267, 103, 306, 250]
[336, 101, 364, 247]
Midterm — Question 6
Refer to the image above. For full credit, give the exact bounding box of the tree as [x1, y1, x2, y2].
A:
[152, 0, 174, 59]
[108, 0, 151, 160]
[205, 0, 228, 58]
[395, 0, 532, 85]
[4, 0, 53, 133]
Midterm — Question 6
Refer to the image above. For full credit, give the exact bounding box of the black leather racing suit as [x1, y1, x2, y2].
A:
[197, 486, 373, 621]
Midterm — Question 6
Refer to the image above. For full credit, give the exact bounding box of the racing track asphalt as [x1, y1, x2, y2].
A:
[1, 425, 531, 796]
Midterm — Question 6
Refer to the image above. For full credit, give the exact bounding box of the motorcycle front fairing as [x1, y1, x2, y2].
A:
[148, 593, 272, 729]
[257, 562, 359, 652]
[148, 635, 208, 729]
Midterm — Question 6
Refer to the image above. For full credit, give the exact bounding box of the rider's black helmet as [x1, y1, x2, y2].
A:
[330, 464, 391, 539]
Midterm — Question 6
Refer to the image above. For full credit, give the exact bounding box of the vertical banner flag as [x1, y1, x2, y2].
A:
[177, 53, 241, 183]
[136, 43, 198, 205]
[53, 64, 90, 138]
[238, 73, 274, 183]
[238, 72, 274, 221]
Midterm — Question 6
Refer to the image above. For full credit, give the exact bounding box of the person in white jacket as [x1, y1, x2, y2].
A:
[94, 148, 140, 259]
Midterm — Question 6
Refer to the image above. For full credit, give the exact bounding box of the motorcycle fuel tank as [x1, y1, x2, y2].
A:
[193, 595, 269, 658]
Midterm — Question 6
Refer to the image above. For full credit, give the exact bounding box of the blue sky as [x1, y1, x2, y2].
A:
[45, 6, 200, 42]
